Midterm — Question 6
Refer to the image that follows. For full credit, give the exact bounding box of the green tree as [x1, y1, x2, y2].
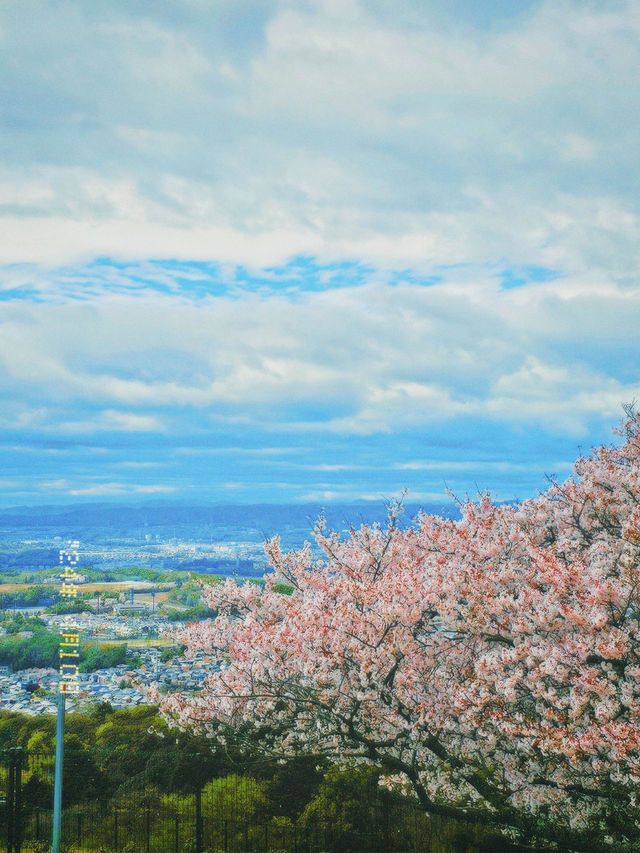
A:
[300, 766, 388, 853]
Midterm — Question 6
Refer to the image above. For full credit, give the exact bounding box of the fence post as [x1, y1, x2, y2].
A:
[7, 752, 15, 853]
[7, 747, 24, 853]
[145, 804, 151, 853]
[114, 809, 119, 850]
[195, 785, 203, 853]
[383, 795, 391, 852]
[15, 749, 23, 853]
[174, 815, 179, 853]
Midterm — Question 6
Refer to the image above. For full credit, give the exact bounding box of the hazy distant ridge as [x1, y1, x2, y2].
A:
[0, 501, 459, 539]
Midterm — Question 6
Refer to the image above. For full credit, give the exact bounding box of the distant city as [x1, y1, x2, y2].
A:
[0, 500, 461, 715]
[0, 501, 459, 575]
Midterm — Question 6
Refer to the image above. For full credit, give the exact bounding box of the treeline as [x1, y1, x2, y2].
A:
[0, 706, 489, 852]
[0, 565, 181, 585]
[0, 587, 102, 612]
[0, 585, 57, 608]
[0, 615, 140, 672]
[161, 576, 217, 620]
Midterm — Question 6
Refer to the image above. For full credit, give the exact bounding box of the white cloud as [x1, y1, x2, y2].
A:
[114, 461, 161, 468]
[68, 483, 176, 497]
[0, 1, 638, 277]
[0, 273, 637, 437]
[174, 446, 302, 456]
[56, 410, 164, 435]
[97, 410, 164, 432]
[0, 0, 638, 505]
[394, 460, 574, 472]
[298, 487, 449, 503]
[38, 479, 175, 497]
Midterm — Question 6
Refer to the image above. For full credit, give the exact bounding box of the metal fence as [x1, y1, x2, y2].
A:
[0, 748, 483, 853]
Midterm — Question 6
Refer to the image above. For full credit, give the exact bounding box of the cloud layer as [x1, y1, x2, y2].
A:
[0, 0, 638, 504]
[3, 0, 640, 273]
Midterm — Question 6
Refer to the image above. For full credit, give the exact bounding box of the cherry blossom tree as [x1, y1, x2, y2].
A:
[160, 410, 640, 850]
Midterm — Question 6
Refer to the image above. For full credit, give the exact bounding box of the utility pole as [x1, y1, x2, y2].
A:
[52, 687, 65, 853]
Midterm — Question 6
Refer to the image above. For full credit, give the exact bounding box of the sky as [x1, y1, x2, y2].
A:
[0, 0, 639, 507]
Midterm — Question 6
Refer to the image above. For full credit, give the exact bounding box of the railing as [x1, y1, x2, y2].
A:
[0, 748, 482, 853]
[1, 748, 24, 853]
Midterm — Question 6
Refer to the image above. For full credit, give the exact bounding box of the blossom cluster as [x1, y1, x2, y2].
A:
[161, 412, 640, 847]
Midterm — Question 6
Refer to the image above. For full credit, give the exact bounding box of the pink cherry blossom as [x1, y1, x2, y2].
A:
[160, 409, 640, 850]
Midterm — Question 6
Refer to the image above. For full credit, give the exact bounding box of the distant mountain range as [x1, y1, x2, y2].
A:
[0, 500, 460, 546]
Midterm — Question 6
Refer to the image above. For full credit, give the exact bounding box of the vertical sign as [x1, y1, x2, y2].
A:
[58, 541, 80, 693]
[53, 540, 81, 853]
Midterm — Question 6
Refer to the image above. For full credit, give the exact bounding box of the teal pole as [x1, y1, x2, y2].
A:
[52, 687, 65, 853]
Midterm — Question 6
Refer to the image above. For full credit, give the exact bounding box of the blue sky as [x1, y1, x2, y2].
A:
[0, 0, 639, 506]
